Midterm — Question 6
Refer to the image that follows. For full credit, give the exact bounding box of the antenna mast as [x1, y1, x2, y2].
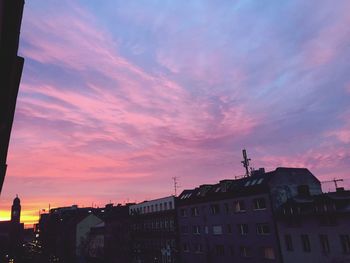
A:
[172, 177, 179, 196]
[321, 178, 344, 189]
[241, 149, 251, 177]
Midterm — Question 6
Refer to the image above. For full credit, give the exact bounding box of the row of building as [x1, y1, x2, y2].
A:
[35, 167, 350, 263]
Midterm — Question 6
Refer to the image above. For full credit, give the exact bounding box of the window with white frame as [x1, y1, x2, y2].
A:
[213, 225, 223, 235]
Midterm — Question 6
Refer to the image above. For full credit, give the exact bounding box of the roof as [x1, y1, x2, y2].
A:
[178, 167, 316, 203]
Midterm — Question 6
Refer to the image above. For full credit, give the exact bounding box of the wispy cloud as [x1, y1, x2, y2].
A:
[1, 0, 350, 224]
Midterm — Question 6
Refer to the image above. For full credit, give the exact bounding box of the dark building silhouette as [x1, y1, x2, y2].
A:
[35, 167, 349, 263]
[0, 195, 24, 261]
[277, 188, 350, 263]
[11, 194, 21, 224]
[38, 203, 134, 263]
[0, 0, 25, 194]
[129, 196, 178, 263]
[176, 167, 322, 263]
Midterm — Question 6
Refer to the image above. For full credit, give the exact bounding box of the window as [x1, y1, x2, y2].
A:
[263, 247, 275, 259]
[160, 203, 163, 211]
[210, 204, 220, 215]
[215, 245, 225, 256]
[213, 225, 223, 235]
[285, 234, 293, 251]
[193, 225, 200, 235]
[340, 235, 350, 254]
[253, 198, 266, 210]
[180, 225, 188, 234]
[227, 224, 232, 234]
[301, 234, 311, 252]
[183, 243, 189, 252]
[234, 200, 246, 212]
[319, 235, 330, 254]
[224, 203, 229, 214]
[195, 243, 203, 253]
[191, 207, 199, 216]
[229, 245, 234, 256]
[256, 223, 270, 235]
[240, 246, 252, 257]
[155, 204, 158, 211]
[238, 224, 248, 235]
[169, 201, 173, 209]
[164, 202, 168, 210]
[180, 209, 187, 217]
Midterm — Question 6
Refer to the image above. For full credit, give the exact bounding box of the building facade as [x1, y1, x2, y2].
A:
[130, 196, 178, 263]
[277, 188, 350, 263]
[176, 167, 322, 263]
[0, 196, 24, 261]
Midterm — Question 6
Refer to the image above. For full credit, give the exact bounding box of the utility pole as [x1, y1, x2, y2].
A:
[241, 149, 251, 177]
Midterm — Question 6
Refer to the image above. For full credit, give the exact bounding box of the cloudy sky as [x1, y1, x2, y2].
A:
[1, 0, 350, 224]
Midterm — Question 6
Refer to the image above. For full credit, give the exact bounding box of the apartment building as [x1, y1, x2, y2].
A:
[129, 196, 178, 263]
[177, 167, 322, 263]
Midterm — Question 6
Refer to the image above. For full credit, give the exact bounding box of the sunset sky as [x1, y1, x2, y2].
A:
[1, 0, 350, 225]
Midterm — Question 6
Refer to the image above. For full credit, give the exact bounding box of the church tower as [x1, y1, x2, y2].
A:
[11, 195, 21, 224]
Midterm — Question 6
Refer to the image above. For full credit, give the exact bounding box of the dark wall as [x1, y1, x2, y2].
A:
[0, 0, 25, 193]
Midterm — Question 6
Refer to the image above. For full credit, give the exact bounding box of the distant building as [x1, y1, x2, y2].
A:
[176, 167, 322, 263]
[0, 0, 25, 194]
[39, 203, 134, 263]
[84, 203, 133, 263]
[277, 188, 350, 263]
[130, 196, 178, 263]
[38, 205, 104, 262]
[0, 196, 24, 260]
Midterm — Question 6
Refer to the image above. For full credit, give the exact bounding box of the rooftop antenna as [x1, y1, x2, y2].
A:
[321, 178, 344, 190]
[172, 177, 179, 196]
[241, 149, 251, 177]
